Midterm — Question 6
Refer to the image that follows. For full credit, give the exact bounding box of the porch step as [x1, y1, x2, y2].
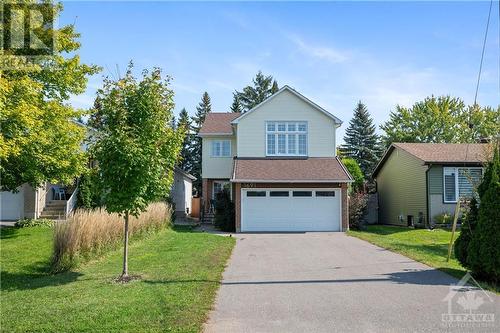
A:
[46, 200, 67, 207]
[40, 200, 67, 220]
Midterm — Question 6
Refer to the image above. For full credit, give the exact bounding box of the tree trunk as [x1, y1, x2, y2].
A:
[121, 211, 129, 278]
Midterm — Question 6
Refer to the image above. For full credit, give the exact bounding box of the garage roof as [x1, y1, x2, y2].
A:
[231, 157, 353, 183]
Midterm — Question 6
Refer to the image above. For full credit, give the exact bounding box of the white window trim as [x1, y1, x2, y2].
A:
[212, 181, 231, 200]
[265, 121, 308, 157]
[210, 140, 231, 158]
[443, 167, 483, 203]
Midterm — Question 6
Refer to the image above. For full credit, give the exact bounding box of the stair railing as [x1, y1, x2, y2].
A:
[65, 180, 79, 219]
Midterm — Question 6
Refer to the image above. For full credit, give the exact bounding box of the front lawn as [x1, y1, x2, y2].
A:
[1, 226, 235, 332]
[348, 225, 498, 292]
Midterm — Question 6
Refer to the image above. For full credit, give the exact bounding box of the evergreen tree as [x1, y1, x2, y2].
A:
[466, 144, 500, 283]
[230, 94, 242, 113]
[177, 108, 193, 171]
[271, 80, 279, 94]
[454, 197, 479, 267]
[236, 71, 278, 111]
[190, 92, 212, 193]
[340, 101, 383, 177]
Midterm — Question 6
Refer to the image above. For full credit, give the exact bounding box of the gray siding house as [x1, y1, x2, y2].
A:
[372, 143, 488, 226]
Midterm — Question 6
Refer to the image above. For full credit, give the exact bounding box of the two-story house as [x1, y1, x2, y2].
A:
[199, 86, 353, 232]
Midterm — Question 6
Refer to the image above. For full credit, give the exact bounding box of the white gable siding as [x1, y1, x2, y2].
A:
[202, 136, 236, 179]
[236, 89, 337, 157]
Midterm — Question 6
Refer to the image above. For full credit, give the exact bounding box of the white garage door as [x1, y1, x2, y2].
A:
[0, 190, 24, 221]
[241, 188, 341, 232]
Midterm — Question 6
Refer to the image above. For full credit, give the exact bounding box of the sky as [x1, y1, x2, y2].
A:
[60, 1, 500, 142]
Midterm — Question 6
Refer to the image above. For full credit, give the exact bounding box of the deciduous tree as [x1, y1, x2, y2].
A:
[380, 96, 500, 146]
[0, 1, 100, 191]
[91, 65, 184, 280]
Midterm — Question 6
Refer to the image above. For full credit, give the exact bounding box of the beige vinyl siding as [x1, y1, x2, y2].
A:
[201, 136, 236, 179]
[376, 148, 428, 225]
[236, 89, 337, 157]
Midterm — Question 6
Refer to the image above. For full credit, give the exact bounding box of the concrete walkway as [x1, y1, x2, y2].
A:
[204, 233, 499, 333]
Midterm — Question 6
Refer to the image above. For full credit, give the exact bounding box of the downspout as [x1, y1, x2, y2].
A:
[425, 165, 431, 229]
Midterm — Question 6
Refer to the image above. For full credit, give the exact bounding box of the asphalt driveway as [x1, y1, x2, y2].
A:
[204, 232, 499, 333]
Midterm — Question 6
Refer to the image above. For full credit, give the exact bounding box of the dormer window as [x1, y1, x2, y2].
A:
[266, 121, 307, 156]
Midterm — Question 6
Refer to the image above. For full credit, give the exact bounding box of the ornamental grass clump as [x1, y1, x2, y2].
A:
[51, 202, 172, 273]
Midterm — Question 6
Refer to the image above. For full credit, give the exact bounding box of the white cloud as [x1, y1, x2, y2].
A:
[287, 34, 349, 64]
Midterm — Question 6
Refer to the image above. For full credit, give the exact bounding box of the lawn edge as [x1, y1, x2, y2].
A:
[346, 230, 499, 294]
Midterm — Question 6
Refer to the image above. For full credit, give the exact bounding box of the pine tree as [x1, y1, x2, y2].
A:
[230, 94, 242, 113]
[236, 71, 278, 111]
[177, 108, 192, 171]
[271, 80, 279, 94]
[190, 92, 212, 193]
[340, 101, 383, 177]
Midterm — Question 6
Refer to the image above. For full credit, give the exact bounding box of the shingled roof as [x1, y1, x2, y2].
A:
[231, 157, 353, 183]
[373, 143, 489, 177]
[199, 113, 240, 135]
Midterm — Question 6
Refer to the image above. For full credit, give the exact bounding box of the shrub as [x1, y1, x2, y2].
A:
[342, 158, 364, 193]
[433, 213, 453, 225]
[214, 190, 235, 232]
[466, 145, 500, 283]
[15, 218, 54, 228]
[51, 202, 172, 272]
[78, 169, 102, 209]
[349, 192, 368, 230]
[454, 198, 478, 267]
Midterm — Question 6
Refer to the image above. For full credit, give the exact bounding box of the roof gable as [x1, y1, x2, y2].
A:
[231, 85, 342, 125]
[372, 143, 489, 178]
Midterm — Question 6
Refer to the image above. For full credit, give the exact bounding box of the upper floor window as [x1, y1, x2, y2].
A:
[211, 140, 231, 157]
[266, 121, 307, 156]
[443, 167, 483, 203]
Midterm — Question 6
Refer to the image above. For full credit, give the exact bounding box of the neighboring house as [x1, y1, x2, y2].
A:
[171, 167, 196, 217]
[0, 121, 92, 221]
[372, 143, 489, 226]
[199, 85, 353, 232]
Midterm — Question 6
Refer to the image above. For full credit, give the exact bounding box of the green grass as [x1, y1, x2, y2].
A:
[348, 225, 498, 292]
[1, 226, 235, 332]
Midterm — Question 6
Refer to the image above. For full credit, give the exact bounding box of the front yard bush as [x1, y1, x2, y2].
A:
[349, 192, 367, 230]
[51, 202, 172, 272]
[214, 190, 235, 232]
[454, 198, 478, 267]
[15, 218, 54, 228]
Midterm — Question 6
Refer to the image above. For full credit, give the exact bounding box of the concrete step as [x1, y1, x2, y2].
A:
[42, 209, 65, 215]
[40, 214, 64, 220]
[46, 201, 67, 207]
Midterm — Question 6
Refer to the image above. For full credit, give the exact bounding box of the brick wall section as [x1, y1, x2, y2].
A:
[341, 183, 349, 231]
[235, 183, 242, 232]
[234, 182, 350, 232]
[201, 179, 213, 213]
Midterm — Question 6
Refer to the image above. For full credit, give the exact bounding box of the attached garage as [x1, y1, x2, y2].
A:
[241, 188, 341, 232]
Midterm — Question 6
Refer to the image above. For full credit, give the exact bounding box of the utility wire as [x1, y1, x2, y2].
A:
[473, 0, 493, 106]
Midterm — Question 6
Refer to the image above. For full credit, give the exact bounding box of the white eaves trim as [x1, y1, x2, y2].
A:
[230, 179, 354, 183]
[198, 132, 234, 137]
[231, 85, 343, 126]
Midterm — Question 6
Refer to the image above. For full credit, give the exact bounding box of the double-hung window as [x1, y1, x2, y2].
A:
[211, 140, 231, 157]
[443, 167, 483, 203]
[266, 121, 307, 156]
